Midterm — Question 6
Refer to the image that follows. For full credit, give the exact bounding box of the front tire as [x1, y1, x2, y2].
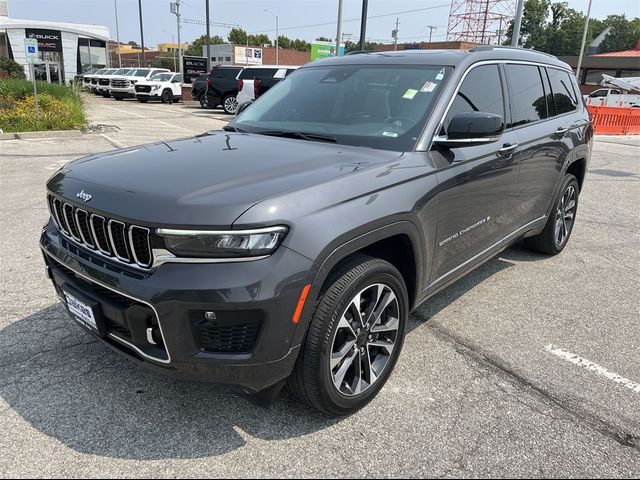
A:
[161, 89, 172, 104]
[288, 255, 408, 416]
[524, 173, 580, 255]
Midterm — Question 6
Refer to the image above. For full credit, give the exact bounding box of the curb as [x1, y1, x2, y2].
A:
[0, 129, 84, 140]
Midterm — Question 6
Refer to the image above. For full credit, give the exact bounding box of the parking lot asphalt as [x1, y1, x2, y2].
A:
[0, 97, 639, 477]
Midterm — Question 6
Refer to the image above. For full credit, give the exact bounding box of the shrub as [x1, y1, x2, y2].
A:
[0, 57, 26, 80]
[0, 80, 86, 132]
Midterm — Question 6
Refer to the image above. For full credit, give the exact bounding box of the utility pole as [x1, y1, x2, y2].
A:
[263, 9, 278, 65]
[358, 0, 368, 51]
[138, 0, 145, 65]
[426, 25, 437, 43]
[336, 0, 343, 57]
[114, 0, 122, 67]
[170, 1, 182, 73]
[511, 0, 525, 47]
[205, 0, 211, 71]
[576, 0, 593, 82]
[392, 17, 399, 51]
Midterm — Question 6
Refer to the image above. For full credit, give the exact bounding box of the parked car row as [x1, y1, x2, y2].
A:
[79, 67, 182, 104]
[190, 64, 300, 114]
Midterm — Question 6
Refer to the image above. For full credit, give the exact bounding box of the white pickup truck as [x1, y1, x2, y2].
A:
[134, 72, 183, 103]
[109, 68, 170, 100]
[584, 75, 640, 107]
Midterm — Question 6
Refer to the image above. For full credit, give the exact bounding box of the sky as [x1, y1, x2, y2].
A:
[7, 0, 640, 49]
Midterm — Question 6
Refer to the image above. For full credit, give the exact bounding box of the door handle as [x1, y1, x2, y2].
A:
[498, 143, 519, 156]
[555, 127, 570, 136]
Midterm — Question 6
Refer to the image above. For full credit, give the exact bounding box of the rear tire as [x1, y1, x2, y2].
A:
[199, 94, 210, 109]
[222, 94, 238, 114]
[524, 173, 580, 255]
[288, 254, 408, 416]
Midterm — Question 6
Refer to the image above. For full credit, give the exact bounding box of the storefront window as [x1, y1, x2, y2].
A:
[584, 69, 617, 85]
[619, 69, 640, 78]
[0, 32, 8, 58]
[78, 38, 106, 73]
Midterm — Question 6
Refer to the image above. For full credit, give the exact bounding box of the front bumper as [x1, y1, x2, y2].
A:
[40, 220, 314, 393]
[110, 87, 136, 98]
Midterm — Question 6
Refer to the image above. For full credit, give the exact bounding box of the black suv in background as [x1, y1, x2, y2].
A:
[41, 47, 591, 415]
[194, 65, 243, 113]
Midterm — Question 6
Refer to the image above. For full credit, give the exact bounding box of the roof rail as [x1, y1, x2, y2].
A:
[345, 50, 374, 55]
[469, 44, 557, 59]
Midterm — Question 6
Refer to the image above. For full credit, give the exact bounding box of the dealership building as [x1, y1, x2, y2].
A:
[0, 1, 110, 84]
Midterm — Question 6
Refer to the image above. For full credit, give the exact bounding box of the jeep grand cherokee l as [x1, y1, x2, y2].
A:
[40, 47, 592, 415]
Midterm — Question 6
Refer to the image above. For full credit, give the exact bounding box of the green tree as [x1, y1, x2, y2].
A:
[315, 36, 332, 42]
[150, 54, 178, 70]
[597, 15, 640, 53]
[248, 33, 272, 47]
[185, 34, 224, 56]
[0, 57, 26, 80]
[228, 27, 248, 45]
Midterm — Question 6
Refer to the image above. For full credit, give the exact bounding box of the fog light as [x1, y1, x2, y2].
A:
[204, 311, 217, 321]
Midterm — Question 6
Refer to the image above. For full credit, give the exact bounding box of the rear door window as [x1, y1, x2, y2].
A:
[213, 68, 241, 79]
[505, 64, 547, 127]
[546, 67, 578, 115]
[239, 68, 278, 79]
[444, 64, 505, 134]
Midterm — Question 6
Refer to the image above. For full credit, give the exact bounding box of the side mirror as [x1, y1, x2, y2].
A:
[434, 111, 503, 148]
[236, 100, 253, 116]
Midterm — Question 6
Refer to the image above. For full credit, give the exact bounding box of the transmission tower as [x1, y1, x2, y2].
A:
[446, 0, 517, 44]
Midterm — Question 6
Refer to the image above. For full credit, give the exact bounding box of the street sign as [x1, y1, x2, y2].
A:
[25, 38, 39, 64]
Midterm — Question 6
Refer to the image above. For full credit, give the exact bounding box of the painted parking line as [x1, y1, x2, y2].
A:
[544, 344, 640, 394]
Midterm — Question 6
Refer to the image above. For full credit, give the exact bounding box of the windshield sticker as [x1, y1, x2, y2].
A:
[435, 68, 445, 80]
[403, 88, 418, 100]
[382, 131, 399, 137]
[420, 81, 437, 93]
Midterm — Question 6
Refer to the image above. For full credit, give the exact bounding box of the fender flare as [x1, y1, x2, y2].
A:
[290, 220, 425, 347]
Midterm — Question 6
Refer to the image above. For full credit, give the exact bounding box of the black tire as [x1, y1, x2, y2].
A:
[137, 98, 148, 103]
[114, 97, 124, 101]
[288, 254, 408, 416]
[199, 93, 210, 109]
[222, 94, 238, 114]
[161, 89, 172, 104]
[524, 174, 580, 255]
[101, 92, 111, 98]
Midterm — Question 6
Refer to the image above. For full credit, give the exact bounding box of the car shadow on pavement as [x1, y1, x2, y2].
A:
[409, 248, 523, 332]
[0, 304, 338, 460]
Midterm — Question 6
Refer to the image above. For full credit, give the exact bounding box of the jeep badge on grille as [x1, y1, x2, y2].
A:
[76, 190, 92, 202]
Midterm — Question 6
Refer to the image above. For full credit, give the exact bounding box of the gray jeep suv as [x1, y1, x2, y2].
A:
[41, 46, 592, 415]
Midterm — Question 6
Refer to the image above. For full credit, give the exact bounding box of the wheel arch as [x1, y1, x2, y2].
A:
[291, 221, 424, 347]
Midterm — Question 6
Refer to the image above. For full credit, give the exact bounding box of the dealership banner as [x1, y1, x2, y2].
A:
[182, 56, 208, 84]
[311, 41, 345, 61]
[234, 47, 262, 65]
[25, 28, 62, 52]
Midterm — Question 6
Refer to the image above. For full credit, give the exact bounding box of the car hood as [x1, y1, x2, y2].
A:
[47, 132, 403, 227]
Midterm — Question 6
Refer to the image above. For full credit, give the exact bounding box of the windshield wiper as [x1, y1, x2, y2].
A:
[223, 125, 246, 133]
[257, 130, 337, 143]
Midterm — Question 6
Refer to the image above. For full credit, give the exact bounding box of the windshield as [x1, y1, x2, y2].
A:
[232, 64, 450, 151]
[113, 68, 129, 75]
[131, 69, 151, 77]
[102, 69, 116, 75]
[151, 73, 174, 82]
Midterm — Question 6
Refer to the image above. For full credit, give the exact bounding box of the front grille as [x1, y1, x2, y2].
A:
[135, 85, 151, 93]
[91, 78, 98, 85]
[110, 78, 130, 88]
[47, 193, 153, 269]
[99, 78, 109, 85]
[105, 319, 132, 339]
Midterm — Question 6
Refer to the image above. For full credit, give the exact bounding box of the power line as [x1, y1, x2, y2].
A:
[248, 4, 451, 34]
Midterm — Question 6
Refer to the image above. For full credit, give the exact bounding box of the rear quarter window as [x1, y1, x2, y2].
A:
[239, 68, 279, 79]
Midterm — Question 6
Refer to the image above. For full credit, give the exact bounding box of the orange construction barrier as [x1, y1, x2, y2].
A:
[587, 105, 640, 135]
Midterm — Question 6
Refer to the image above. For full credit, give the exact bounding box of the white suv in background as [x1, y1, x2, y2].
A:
[236, 65, 300, 106]
[96, 68, 132, 97]
[109, 68, 170, 100]
[134, 72, 183, 103]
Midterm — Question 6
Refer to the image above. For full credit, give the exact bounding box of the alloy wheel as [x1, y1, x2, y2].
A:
[329, 283, 400, 397]
[555, 184, 576, 247]
[224, 96, 238, 114]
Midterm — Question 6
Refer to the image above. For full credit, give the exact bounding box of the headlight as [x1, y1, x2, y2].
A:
[152, 85, 160, 91]
[156, 226, 288, 258]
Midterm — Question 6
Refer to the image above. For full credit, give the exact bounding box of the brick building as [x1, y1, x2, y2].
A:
[374, 40, 479, 52]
